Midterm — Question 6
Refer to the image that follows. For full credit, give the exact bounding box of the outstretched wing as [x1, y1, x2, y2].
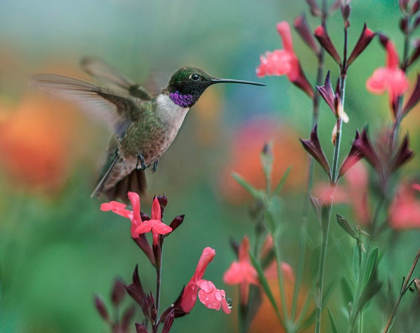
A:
[32, 74, 149, 137]
[80, 57, 153, 101]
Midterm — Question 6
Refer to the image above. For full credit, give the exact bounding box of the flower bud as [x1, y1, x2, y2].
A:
[121, 305, 136, 331]
[168, 215, 185, 233]
[347, 24, 376, 66]
[294, 15, 320, 54]
[94, 295, 109, 322]
[111, 278, 126, 306]
[399, 0, 409, 14]
[306, 0, 322, 17]
[341, 4, 351, 23]
[314, 25, 342, 64]
[412, 0, 420, 14]
[135, 323, 149, 333]
[400, 17, 409, 34]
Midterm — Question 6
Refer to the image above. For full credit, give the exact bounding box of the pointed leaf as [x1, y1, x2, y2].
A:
[340, 277, 354, 307]
[328, 307, 339, 333]
[363, 248, 378, 288]
[232, 172, 265, 201]
[273, 166, 292, 196]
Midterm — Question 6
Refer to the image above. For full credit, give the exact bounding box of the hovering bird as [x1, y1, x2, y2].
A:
[33, 58, 264, 201]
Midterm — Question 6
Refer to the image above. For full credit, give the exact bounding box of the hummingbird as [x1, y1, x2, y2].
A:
[32, 57, 264, 201]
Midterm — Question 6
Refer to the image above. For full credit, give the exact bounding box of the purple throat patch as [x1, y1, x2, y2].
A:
[169, 92, 193, 107]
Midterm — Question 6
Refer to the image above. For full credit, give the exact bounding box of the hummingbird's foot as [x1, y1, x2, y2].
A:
[152, 159, 159, 173]
[136, 154, 147, 170]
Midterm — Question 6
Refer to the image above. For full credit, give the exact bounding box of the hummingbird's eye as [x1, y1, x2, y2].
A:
[191, 73, 200, 81]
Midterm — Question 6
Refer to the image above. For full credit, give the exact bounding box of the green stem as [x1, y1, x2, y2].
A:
[315, 23, 348, 333]
[383, 249, 420, 333]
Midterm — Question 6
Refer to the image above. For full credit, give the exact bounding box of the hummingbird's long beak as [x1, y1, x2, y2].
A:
[210, 78, 265, 86]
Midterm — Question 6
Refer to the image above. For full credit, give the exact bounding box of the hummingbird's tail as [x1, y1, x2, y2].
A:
[103, 168, 147, 203]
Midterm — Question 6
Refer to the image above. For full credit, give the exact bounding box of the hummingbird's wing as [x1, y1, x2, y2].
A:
[32, 74, 148, 138]
[80, 57, 153, 101]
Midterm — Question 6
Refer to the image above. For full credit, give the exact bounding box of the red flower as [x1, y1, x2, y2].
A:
[389, 183, 420, 230]
[101, 191, 142, 238]
[256, 22, 313, 97]
[180, 247, 229, 314]
[223, 236, 258, 304]
[197, 280, 231, 314]
[135, 198, 172, 246]
[366, 39, 409, 103]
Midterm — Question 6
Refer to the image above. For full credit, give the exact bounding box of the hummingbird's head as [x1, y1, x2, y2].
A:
[167, 66, 265, 108]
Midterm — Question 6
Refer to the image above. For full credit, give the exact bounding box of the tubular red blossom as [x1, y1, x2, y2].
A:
[180, 247, 216, 313]
[101, 192, 142, 238]
[197, 280, 231, 314]
[256, 21, 314, 97]
[223, 236, 258, 305]
[366, 39, 410, 104]
[135, 198, 172, 246]
[413, 184, 420, 192]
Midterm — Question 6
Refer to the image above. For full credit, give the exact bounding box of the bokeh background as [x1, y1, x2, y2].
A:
[1, 0, 419, 332]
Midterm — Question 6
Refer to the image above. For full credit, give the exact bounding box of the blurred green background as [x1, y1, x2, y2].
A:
[1, 0, 420, 332]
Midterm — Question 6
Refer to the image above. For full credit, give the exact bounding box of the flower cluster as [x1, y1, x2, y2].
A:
[99, 193, 230, 333]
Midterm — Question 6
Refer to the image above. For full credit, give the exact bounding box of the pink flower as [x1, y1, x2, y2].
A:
[366, 39, 410, 104]
[223, 236, 258, 304]
[197, 280, 231, 314]
[101, 191, 142, 238]
[413, 184, 420, 192]
[389, 183, 420, 230]
[135, 198, 172, 246]
[256, 21, 313, 97]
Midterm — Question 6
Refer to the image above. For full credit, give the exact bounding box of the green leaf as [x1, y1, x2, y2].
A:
[328, 307, 339, 333]
[363, 248, 378, 288]
[273, 166, 292, 196]
[249, 251, 283, 325]
[336, 214, 357, 239]
[340, 277, 354, 308]
[232, 172, 265, 201]
[267, 196, 283, 222]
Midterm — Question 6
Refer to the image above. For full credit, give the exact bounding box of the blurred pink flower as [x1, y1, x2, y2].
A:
[223, 236, 258, 304]
[389, 183, 420, 230]
[314, 162, 370, 223]
[135, 198, 172, 246]
[366, 39, 409, 103]
[197, 279, 231, 314]
[180, 247, 229, 314]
